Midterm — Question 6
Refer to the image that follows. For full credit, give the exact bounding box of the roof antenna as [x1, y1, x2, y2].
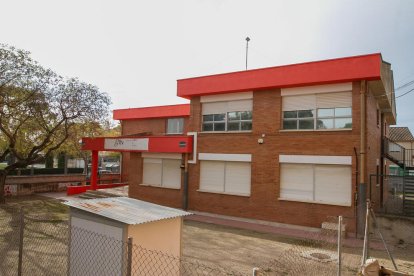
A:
[245, 37, 250, 70]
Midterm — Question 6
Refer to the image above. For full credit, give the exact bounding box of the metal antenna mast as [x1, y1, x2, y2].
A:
[245, 37, 250, 70]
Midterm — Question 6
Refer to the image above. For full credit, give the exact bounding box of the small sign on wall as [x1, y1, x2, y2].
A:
[104, 138, 149, 151]
[4, 185, 17, 196]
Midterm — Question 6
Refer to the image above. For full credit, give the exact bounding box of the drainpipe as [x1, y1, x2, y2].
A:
[182, 153, 189, 210]
[354, 147, 359, 238]
[380, 113, 384, 207]
[357, 80, 367, 236]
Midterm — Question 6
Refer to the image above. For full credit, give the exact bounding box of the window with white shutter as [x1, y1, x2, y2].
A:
[142, 157, 181, 189]
[143, 158, 162, 185]
[201, 93, 253, 132]
[199, 160, 251, 196]
[280, 164, 313, 201]
[282, 85, 352, 130]
[279, 163, 352, 206]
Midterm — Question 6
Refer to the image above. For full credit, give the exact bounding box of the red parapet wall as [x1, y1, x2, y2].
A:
[177, 53, 383, 98]
[113, 104, 190, 120]
[67, 183, 128, 196]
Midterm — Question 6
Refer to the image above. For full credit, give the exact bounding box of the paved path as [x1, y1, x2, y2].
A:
[186, 213, 385, 250]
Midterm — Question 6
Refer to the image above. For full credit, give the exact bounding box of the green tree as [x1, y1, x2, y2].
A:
[0, 44, 111, 203]
[58, 121, 107, 174]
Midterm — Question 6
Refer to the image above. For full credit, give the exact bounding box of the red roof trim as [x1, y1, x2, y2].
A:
[177, 53, 383, 98]
[113, 104, 190, 120]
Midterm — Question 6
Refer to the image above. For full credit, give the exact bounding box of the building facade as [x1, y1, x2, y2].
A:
[113, 54, 397, 232]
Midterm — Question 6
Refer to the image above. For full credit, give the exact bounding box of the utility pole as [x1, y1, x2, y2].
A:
[245, 37, 250, 70]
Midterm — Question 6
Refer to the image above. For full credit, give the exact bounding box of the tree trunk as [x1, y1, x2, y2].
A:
[83, 156, 88, 175]
[0, 171, 7, 204]
[64, 154, 68, 175]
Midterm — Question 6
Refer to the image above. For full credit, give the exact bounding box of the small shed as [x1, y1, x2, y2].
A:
[64, 197, 191, 276]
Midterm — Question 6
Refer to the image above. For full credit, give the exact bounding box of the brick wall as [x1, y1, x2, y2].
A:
[120, 117, 189, 182]
[184, 85, 361, 231]
[128, 152, 183, 208]
[365, 86, 382, 209]
[124, 81, 388, 232]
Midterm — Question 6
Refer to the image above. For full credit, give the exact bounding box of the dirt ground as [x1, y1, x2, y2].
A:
[183, 220, 414, 275]
[1, 195, 414, 275]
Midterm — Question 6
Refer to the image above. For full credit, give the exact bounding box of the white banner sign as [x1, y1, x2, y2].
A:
[104, 138, 149, 151]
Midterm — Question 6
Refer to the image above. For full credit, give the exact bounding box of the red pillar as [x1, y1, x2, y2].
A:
[90, 150, 98, 190]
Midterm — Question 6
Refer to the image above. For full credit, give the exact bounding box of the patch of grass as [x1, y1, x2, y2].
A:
[2, 195, 69, 221]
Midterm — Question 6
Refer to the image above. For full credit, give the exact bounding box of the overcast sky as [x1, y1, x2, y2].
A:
[1, 0, 414, 130]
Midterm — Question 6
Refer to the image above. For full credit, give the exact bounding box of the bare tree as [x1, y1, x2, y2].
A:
[0, 44, 111, 203]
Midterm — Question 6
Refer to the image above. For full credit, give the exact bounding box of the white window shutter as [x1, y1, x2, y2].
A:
[224, 162, 251, 195]
[316, 92, 352, 108]
[282, 95, 316, 111]
[280, 163, 314, 201]
[202, 102, 227, 115]
[200, 161, 225, 192]
[227, 100, 253, 112]
[143, 158, 162, 185]
[314, 165, 352, 206]
[162, 159, 181, 189]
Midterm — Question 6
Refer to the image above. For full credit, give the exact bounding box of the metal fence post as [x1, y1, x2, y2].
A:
[337, 216, 343, 276]
[126, 237, 133, 276]
[361, 200, 370, 266]
[18, 207, 24, 276]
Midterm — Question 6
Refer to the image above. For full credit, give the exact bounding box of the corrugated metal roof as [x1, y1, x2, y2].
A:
[64, 197, 191, 225]
[389, 127, 414, 142]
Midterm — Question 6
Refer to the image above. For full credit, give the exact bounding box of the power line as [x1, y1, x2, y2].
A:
[396, 87, 414, 99]
[372, 78, 414, 99]
[396, 79, 414, 90]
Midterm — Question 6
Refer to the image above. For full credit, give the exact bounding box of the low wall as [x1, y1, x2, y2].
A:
[6, 174, 86, 185]
[4, 174, 121, 196]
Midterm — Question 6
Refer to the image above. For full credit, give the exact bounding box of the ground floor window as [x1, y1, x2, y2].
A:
[143, 158, 181, 189]
[280, 163, 352, 206]
[199, 160, 251, 196]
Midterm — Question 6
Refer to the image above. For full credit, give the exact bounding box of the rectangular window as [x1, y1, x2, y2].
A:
[316, 107, 352, 129]
[202, 99, 252, 132]
[282, 91, 352, 130]
[202, 113, 226, 131]
[199, 160, 251, 196]
[167, 118, 184, 134]
[280, 163, 352, 206]
[143, 158, 181, 189]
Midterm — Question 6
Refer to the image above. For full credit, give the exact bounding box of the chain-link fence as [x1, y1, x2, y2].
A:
[1, 202, 413, 276]
[0, 205, 245, 276]
[252, 204, 414, 275]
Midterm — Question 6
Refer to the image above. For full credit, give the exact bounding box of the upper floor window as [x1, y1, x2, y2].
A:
[167, 118, 184, 134]
[201, 92, 253, 132]
[282, 86, 352, 130]
[202, 111, 252, 132]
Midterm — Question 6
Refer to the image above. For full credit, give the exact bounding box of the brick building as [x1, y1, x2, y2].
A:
[87, 53, 397, 233]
